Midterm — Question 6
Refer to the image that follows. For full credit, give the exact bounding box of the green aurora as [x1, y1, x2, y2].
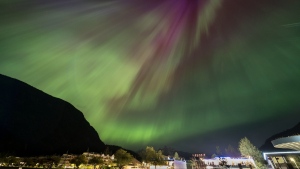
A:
[1, 0, 300, 152]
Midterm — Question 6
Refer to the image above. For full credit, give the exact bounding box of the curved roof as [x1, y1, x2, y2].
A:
[272, 135, 300, 150]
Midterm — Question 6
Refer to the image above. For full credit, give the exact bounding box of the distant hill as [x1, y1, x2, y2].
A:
[159, 146, 192, 160]
[0, 74, 106, 156]
[104, 145, 142, 161]
[260, 122, 300, 152]
[136, 146, 192, 160]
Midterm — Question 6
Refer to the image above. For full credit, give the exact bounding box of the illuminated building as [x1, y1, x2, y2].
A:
[263, 135, 300, 169]
[272, 135, 300, 151]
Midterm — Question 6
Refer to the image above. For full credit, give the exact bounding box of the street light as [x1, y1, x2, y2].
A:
[290, 158, 299, 169]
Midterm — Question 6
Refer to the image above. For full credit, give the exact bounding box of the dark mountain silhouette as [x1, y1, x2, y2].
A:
[136, 146, 192, 160]
[260, 122, 300, 152]
[160, 146, 192, 160]
[0, 74, 106, 156]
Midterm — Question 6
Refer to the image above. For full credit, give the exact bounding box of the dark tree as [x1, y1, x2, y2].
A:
[89, 157, 103, 169]
[70, 155, 87, 169]
[48, 155, 61, 167]
[114, 149, 133, 169]
[7, 156, 20, 166]
[239, 137, 267, 169]
[142, 147, 166, 169]
[23, 157, 35, 167]
[225, 145, 239, 157]
[216, 146, 223, 157]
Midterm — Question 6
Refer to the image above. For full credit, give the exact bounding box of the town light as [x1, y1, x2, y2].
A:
[290, 158, 299, 169]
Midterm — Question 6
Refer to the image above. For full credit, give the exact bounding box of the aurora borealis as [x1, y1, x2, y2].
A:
[1, 0, 300, 153]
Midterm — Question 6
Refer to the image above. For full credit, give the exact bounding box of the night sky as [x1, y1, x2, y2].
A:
[1, 0, 300, 154]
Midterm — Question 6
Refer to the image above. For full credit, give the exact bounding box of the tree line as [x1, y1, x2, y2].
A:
[0, 137, 268, 169]
[0, 146, 177, 169]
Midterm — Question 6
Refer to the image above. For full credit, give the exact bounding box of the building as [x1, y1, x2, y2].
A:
[272, 135, 300, 151]
[202, 157, 256, 168]
[60, 154, 77, 167]
[58, 152, 115, 168]
[263, 135, 300, 169]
